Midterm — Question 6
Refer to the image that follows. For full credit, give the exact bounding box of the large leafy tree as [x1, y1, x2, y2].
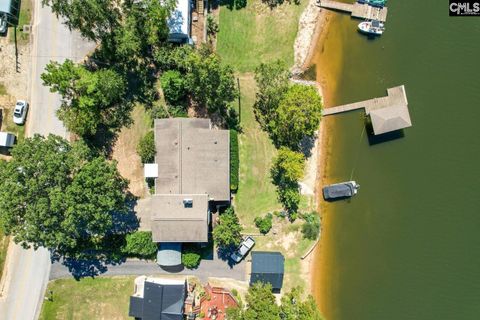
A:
[271, 147, 305, 213]
[280, 287, 324, 320]
[42, 0, 121, 42]
[0, 135, 128, 257]
[185, 46, 238, 116]
[253, 60, 291, 132]
[41, 59, 129, 137]
[212, 207, 243, 248]
[272, 84, 322, 150]
[226, 285, 324, 320]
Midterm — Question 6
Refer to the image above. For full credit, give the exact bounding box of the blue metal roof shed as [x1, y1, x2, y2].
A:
[250, 251, 285, 293]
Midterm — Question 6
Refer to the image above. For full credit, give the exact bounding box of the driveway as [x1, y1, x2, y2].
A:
[0, 2, 95, 320]
[50, 252, 247, 283]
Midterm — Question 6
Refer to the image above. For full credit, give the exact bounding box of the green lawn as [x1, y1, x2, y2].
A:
[217, 0, 307, 72]
[9, 0, 33, 43]
[234, 75, 281, 232]
[40, 276, 136, 320]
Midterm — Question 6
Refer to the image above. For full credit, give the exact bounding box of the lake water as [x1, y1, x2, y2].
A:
[311, 1, 480, 319]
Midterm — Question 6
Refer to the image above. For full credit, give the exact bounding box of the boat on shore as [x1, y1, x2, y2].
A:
[357, 0, 387, 8]
[358, 20, 385, 36]
[323, 181, 360, 200]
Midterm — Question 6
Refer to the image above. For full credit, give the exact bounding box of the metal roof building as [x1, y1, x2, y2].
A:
[250, 251, 285, 292]
[129, 276, 186, 320]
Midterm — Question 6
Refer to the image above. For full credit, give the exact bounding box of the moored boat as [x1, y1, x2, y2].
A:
[358, 20, 385, 36]
[323, 181, 360, 200]
[357, 0, 387, 8]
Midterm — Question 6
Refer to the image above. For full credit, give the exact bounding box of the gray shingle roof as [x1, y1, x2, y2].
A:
[369, 104, 412, 135]
[154, 118, 230, 201]
[150, 194, 209, 243]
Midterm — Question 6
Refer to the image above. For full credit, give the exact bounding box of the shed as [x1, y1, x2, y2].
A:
[250, 251, 285, 292]
[0, 0, 19, 24]
[167, 0, 191, 43]
[0, 132, 15, 147]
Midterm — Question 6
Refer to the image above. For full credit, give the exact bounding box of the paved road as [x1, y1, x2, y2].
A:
[0, 2, 94, 319]
[50, 254, 247, 283]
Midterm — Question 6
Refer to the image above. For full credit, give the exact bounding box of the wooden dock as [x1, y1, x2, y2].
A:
[322, 85, 408, 116]
[317, 0, 388, 22]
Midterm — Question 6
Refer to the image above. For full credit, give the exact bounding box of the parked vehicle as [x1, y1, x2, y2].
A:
[0, 13, 7, 35]
[230, 236, 255, 263]
[13, 100, 29, 125]
[0, 132, 16, 147]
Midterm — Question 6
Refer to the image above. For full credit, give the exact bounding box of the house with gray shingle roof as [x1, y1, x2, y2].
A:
[143, 118, 230, 266]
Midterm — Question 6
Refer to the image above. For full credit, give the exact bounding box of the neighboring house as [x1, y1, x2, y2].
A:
[144, 118, 230, 266]
[250, 251, 285, 293]
[167, 0, 192, 44]
[129, 276, 187, 320]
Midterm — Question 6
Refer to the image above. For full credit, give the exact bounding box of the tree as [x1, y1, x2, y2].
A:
[41, 60, 129, 137]
[254, 213, 273, 234]
[271, 147, 305, 213]
[0, 135, 129, 257]
[160, 70, 186, 104]
[42, 0, 121, 42]
[185, 46, 238, 116]
[280, 287, 324, 320]
[137, 131, 156, 163]
[301, 212, 320, 240]
[243, 283, 280, 320]
[122, 231, 157, 258]
[253, 60, 291, 132]
[212, 207, 243, 248]
[207, 15, 219, 39]
[272, 84, 322, 150]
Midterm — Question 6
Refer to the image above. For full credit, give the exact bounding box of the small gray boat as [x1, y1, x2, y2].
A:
[323, 181, 360, 200]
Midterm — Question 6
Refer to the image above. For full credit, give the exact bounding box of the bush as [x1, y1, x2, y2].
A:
[302, 212, 320, 240]
[137, 131, 156, 163]
[230, 130, 239, 192]
[254, 213, 273, 234]
[122, 231, 158, 258]
[182, 244, 201, 269]
[149, 104, 169, 125]
[277, 184, 300, 214]
[160, 70, 186, 104]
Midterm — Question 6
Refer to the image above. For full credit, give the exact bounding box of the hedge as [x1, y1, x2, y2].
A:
[230, 129, 239, 192]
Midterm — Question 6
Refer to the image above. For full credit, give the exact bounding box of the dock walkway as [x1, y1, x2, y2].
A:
[317, 0, 388, 22]
[322, 85, 408, 116]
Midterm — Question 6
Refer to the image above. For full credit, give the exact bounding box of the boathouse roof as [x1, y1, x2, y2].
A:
[369, 104, 412, 135]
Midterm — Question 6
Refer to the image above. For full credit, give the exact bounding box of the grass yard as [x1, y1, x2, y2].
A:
[40, 276, 136, 320]
[234, 75, 281, 232]
[9, 0, 32, 44]
[111, 105, 152, 198]
[217, 0, 307, 72]
[0, 83, 7, 96]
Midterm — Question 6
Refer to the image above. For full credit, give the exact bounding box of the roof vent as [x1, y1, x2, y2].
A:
[183, 199, 193, 208]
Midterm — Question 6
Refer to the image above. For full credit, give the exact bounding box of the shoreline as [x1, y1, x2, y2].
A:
[293, 0, 335, 303]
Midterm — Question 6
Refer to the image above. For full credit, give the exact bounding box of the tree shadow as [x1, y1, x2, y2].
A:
[218, 0, 247, 10]
[216, 246, 237, 268]
[299, 135, 316, 158]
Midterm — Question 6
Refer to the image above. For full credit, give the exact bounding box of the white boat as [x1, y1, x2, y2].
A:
[358, 20, 385, 36]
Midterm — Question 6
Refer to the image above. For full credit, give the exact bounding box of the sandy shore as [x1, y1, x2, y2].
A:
[293, 0, 336, 299]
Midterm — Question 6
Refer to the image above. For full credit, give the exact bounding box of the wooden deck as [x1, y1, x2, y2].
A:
[322, 85, 408, 116]
[317, 0, 388, 22]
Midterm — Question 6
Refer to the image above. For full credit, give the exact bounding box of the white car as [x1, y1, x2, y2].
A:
[230, 236, 255, 263]
[13, 100, 29, 125]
